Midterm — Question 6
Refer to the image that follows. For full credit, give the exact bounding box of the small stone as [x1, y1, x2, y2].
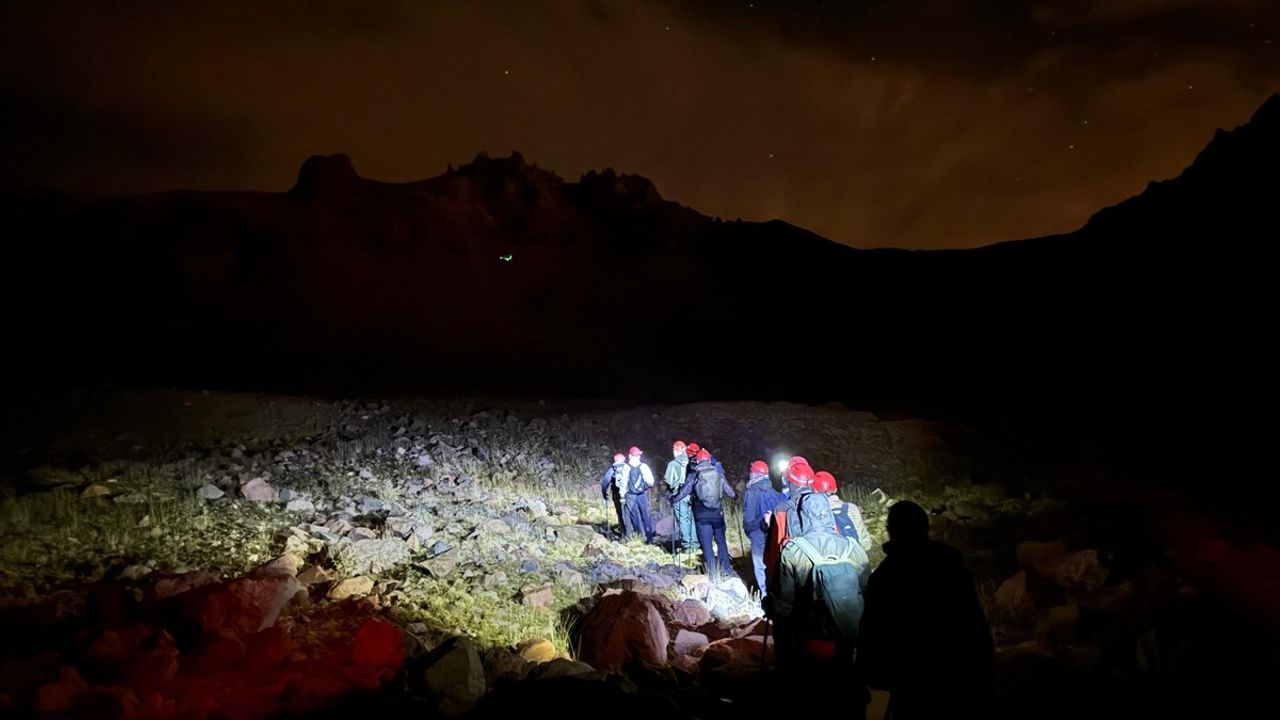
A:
[297, 566, 333, 585]
[285, 498, 315, 514]
[328, 576, 375, 601]
[196, 484, 225, 500]
[240, 478, 279, 503]
[519, 585, 555, 609]
[516, 639, 558, 663]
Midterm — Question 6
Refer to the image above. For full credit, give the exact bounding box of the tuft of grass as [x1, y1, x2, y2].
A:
[0, 485, 285, 592]
[390, 574, 573, 655]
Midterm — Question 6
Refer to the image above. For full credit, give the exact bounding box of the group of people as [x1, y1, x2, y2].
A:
[598, 442, 735, 578]
[600, 447, 994, 718]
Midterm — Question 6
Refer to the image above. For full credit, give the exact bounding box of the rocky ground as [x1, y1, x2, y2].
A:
[1, 388, 1276, 718]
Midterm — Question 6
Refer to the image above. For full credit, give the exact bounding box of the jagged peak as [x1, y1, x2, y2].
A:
[577, 167, 663, 205]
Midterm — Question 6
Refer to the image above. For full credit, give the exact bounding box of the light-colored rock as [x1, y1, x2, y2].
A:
[240, 478, 279, 503]
[516, 638, 558, 663]
[328, 576, 375, 601]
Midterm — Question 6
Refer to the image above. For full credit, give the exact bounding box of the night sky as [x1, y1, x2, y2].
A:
[1, 0, 1276, 248]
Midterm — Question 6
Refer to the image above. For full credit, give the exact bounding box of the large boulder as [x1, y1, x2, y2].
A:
[699, 636, 773, 675]
[578, 591, 671, 671]
[1016, 541, 1108, 592]
[351, 617, 406, 675]
[163, 574, 305, 642]
[422, 636, 487, 717]
[1052, 550, 1109, 592]
[994, 571, 1036, 618]
[668, 599, 713, 628]
[223, 575, 306, 634]
[33, 667, 87, 713]
[705, 577, 756, 621]
[672, 629, 710, 656]
[242, 625, 288, 671]
[1035, 603, 1082, 645]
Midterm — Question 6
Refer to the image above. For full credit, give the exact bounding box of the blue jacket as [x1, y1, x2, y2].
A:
[744, 476, 781, 535]
[600, 463, 625, 498]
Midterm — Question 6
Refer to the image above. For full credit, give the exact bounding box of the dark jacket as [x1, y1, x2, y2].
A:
[673, 460, 737, 521]
[856, 537, 994, 712]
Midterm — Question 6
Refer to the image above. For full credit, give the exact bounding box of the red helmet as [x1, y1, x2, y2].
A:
[750, 460, 770, 477]
[612, 453, 625, 463]
[686, 442, 701, 457]
[672, 440, 687, 454]
[628, 446, 642, 457]
[787, 463, 815, 487]
[813, 471, 837, 494]
[695, 449, 712, 462]
[788, 455, 809, 469]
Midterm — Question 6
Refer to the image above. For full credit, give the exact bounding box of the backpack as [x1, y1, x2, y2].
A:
[832, 505, 860, 543]
[628, 464, 647, 494]
[785, 493, 864, 642]
[694, 463, 723, 509]
[747, 482, 780, 528]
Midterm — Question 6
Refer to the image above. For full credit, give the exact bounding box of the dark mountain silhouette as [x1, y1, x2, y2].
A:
[3, 95, 1275, 422]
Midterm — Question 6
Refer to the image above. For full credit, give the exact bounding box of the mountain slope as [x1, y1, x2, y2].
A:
[3, 95, 1276, 408]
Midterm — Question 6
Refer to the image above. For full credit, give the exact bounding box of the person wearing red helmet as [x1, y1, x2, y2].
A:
[671, 447, 737, 579]
[599, 452, 628, 536]
[813, 471, 873, 550]
[774, 488, 871, 705]
[664, 441, 698, 554]
[616, 446, 656, 542]
[764, 459, 818, 593]
[742, 460, 781, 594]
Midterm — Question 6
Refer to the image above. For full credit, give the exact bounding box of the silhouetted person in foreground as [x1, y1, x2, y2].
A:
[856, 501, 994, 718]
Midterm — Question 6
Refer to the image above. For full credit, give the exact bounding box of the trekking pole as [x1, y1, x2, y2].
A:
[735, 497, 747, 561]
[759, 618, 771, 672]
[670, 489, 680, 563]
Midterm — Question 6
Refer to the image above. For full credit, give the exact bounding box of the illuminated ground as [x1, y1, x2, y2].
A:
[1, 388, 1275, 718]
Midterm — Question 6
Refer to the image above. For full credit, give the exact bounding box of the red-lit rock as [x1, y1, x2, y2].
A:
[350, 617, 405, 671]
[578, 591, 670, 671]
